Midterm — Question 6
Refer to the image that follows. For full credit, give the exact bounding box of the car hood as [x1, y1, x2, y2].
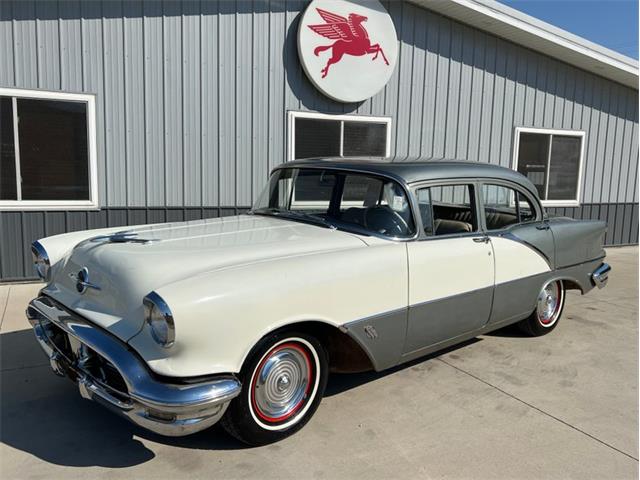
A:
[44, 214, 366, 341]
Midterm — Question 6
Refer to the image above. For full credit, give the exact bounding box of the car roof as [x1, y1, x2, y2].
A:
[276, 157, 539, 198]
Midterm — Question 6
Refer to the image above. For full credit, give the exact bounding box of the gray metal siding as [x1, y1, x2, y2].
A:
[0, 0, 637, 281]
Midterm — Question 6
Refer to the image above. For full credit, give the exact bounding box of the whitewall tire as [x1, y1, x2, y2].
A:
[221, 331, 328, 445]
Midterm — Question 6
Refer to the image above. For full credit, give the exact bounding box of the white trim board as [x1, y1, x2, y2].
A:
[511, 126, 586, 208]
[412, 0, 638, 90]
[0, 87, 99, 211]
[287, 110, 392, 162]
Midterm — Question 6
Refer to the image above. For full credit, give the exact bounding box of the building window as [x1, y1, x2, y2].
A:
[512, 127, 585, 206]
[0, 88, 98, 210]
[288, 111, 391, 161]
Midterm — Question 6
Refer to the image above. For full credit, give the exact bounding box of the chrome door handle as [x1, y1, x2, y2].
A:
[473, 236, 490, 243]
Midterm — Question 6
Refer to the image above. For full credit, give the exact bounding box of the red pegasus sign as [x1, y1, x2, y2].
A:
[308, 8, 390, 78]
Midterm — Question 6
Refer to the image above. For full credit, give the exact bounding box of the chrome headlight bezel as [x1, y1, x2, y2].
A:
[31, 241, 51, 281]
[143, 291, 175, 348]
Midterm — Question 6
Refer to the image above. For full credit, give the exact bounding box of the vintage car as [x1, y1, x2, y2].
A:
[27, 159, 610, 445]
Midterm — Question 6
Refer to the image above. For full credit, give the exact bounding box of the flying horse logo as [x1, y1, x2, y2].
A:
[308, 8, 390, 78]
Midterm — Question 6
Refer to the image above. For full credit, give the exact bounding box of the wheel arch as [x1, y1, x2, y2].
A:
[239, 320, 375, 375]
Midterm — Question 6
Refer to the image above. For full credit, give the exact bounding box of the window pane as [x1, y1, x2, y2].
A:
[548, 135, 581, 200]
[416, 188, 434, 235]
[294, 118, 340, 159]
[341, 174, 383, 204]
[0, 97, 16, 200]
[17, 98, 89, 200]
[517, 133, 549, 200]
[291, 169, 336, 210]
[426, 184, 476, 236]
[342, 121, 387, 157]
[482, 185, 519, 230]
[339, 173, 414, 237]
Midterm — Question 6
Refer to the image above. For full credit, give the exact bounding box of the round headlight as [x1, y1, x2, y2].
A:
[31, 241, 50, 281]
[143, 292, 175, 348]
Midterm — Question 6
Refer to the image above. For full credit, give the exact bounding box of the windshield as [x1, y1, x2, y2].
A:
[252, 168, 415, 239]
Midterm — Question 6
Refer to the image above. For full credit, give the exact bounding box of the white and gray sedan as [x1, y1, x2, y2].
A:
[27, 159, 610, 445]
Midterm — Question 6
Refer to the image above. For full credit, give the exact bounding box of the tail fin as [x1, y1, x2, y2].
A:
[314, 45, 332, 56]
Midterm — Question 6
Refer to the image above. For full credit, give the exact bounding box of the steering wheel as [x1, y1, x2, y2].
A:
[363, 205, 410, 236]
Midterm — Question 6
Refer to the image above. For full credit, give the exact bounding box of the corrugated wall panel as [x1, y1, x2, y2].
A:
[218, 0, 236, 206]
[252, 4, 269, 202]
[0, 0, 638, 280]
[419, 10, 439, 158]
[201, 0, 219, 206]
[163, 1, 184, 206]
[80, 0, 107, 207]
[182, 0, 202, 206]
[143, 0, 166, 206]
[12, 1, 37, 89]
[395, 1, 414, 158]
[59, 0, 83, 91]
[103, 1, 127, 206]
[236, 3, 253, 206]
[123, 0, 146, 206]
[0, 1, 15, 86]
[35, 0, 60, 90]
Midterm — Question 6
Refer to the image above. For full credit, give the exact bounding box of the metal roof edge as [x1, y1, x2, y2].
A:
[408, 0, 639, 90]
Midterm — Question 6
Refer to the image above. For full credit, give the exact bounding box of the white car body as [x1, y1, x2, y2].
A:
[26, 159, 610, 439]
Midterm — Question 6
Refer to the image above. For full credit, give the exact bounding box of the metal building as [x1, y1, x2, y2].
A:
[0, 0, 638, 281]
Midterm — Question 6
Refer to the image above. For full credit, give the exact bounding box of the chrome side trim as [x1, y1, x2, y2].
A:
[591, 263, 611, 289]
[26, 295, 241, 437]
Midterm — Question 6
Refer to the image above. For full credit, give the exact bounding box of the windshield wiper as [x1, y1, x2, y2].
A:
[250, 208, 336, 230]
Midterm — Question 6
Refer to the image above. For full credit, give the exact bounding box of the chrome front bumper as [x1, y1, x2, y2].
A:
[591, 262, 611, 289]
[26, 295, 242, 437]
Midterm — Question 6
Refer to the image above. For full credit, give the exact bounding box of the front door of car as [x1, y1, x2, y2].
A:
[403, 184, 494, 355]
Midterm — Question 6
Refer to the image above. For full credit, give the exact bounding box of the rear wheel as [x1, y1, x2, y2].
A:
[221, 331, 328, 446]
[518, 280, 565, 336]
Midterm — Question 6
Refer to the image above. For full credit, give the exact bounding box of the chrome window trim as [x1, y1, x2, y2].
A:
[409, 179, 483, 242]
[475, 178, 544, 233]
[267, 165, 420, 242]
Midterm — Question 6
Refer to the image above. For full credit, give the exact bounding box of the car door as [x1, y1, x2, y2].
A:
[403, 183, 495, 355]
[479, 182, 554, 325]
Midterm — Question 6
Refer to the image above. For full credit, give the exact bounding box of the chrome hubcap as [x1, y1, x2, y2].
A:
[252, 344, 312, 422]
[537, 281, 561, 326]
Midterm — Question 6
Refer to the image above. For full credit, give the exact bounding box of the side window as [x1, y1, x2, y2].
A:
[416, 184, 477, 236]
[481, 184, 538, 230]
[339, 174, 415, 238]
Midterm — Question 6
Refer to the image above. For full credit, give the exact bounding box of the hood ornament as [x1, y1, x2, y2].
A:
[70, 267, 101, 294]
[89, 231, 158, 244]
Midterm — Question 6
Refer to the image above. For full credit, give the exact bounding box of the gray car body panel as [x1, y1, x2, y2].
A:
[345, 257, 604, 371]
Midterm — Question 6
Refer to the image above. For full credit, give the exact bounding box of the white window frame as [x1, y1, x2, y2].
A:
[0, 87, 99, 211]
[287, 110, 392, 162]
[512, 127, 585, 207]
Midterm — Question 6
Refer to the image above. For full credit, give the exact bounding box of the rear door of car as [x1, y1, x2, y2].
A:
[403, 182, 494, 355]
[478, 181, 554, 326]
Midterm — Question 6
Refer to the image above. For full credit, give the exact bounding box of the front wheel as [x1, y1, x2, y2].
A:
[517, 280, 565, 336]
[221, 332, 328, 446]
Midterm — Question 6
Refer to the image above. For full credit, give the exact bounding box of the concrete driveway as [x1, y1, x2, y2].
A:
[1, 247, 637, 479]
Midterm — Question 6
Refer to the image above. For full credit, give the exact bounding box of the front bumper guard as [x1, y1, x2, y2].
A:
[26, 295, 242, 437]
[591, 263, 611, 289]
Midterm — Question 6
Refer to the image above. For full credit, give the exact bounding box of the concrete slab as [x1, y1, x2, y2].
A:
[0, 283, 42, 334]
[0, 285, 10, 329]
[0, 248, 637, 479]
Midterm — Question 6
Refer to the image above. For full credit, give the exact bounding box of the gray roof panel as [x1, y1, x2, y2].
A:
[275, 157, 540, 198]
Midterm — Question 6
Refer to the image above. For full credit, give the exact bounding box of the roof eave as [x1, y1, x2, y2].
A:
[408, 0, 639, 90]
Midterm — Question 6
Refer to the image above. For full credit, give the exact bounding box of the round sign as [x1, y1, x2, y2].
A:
[297, 0, 398, 103]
